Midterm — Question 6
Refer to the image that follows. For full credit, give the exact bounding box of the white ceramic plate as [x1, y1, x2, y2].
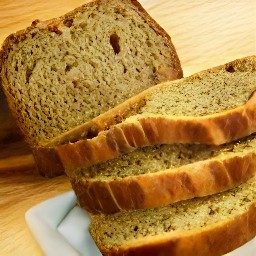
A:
[25, 191, 256, 256]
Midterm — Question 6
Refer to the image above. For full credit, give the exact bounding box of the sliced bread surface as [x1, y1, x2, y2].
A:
[90, 178, 256, 256]
[55, 56, 256, 174]
[0, 0, 182, 147]
[71, 134, 256, 213]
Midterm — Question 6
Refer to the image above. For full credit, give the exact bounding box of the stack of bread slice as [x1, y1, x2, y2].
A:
[58, 56, 255, 255]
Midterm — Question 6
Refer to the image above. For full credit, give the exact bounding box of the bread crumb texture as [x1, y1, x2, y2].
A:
[90, 178, 256, 248]
[1, 0, 179, 145]
[80, 134, 256, 179]
[139, 57, 256, 116]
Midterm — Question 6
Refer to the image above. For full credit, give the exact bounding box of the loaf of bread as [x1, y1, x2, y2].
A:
[0, 0, 182, 176]
[55, 56, 256, 175]
[90, 178, 256, 256]
[71, 134, 256, 213]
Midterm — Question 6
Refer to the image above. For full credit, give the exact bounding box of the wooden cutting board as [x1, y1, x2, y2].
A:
[0, 0, 255, 255]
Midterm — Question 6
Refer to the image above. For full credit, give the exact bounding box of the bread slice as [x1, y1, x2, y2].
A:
[54, 56, 256, 175]
[71, 134, 256, 213]
[90, 178, 256, 256]
[0, 0, 182, 146]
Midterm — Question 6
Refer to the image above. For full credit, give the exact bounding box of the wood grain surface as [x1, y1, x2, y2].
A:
[0, 0, 255, 255]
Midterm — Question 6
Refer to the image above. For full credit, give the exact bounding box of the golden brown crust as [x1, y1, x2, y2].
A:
[71, 151, 256, 213]
[99, 204, 256, 256]
[56, 92, 256, 174]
